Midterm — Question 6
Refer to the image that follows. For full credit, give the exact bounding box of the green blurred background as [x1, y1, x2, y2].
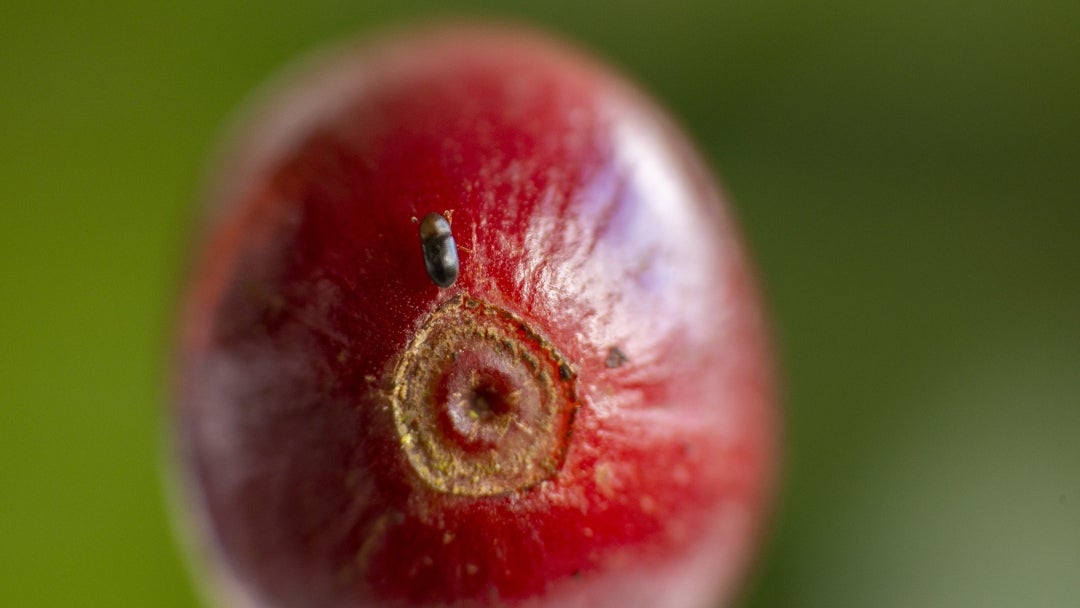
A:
[2, 1, 1078, 606]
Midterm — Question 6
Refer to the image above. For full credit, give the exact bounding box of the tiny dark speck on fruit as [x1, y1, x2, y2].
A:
[605, 347, 628, 369]
[419, 212, 459, 288]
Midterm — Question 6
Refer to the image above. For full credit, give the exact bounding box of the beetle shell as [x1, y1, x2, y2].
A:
[419, 212, 459, 288]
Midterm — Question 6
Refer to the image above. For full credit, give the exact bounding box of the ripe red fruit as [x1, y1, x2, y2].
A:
[171, 24, 777, 608]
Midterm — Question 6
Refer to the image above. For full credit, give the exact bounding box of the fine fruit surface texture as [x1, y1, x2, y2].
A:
[172, 24, 777, 608]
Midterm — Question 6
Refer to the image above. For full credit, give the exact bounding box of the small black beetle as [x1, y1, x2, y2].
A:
[418, 212, 459, 288]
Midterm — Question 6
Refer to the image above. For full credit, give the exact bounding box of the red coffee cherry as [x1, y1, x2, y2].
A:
[171, 24, 778, 608]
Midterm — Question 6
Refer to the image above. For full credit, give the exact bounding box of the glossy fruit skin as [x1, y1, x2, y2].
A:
[172, 25, 776, 608]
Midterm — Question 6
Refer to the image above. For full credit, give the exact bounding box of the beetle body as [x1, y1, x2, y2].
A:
[419, 212, 459, 288]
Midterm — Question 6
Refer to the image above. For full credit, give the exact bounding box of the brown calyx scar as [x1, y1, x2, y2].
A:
[389, 294, 578, 496]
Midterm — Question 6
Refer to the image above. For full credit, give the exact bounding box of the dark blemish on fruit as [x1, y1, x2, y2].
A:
[559, 364, 573, 380]
[419, 212, 459, 288]
[605, 347, 628, 369]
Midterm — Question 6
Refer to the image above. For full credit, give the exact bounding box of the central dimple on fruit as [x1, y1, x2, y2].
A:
[390, 295, 578, 496]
